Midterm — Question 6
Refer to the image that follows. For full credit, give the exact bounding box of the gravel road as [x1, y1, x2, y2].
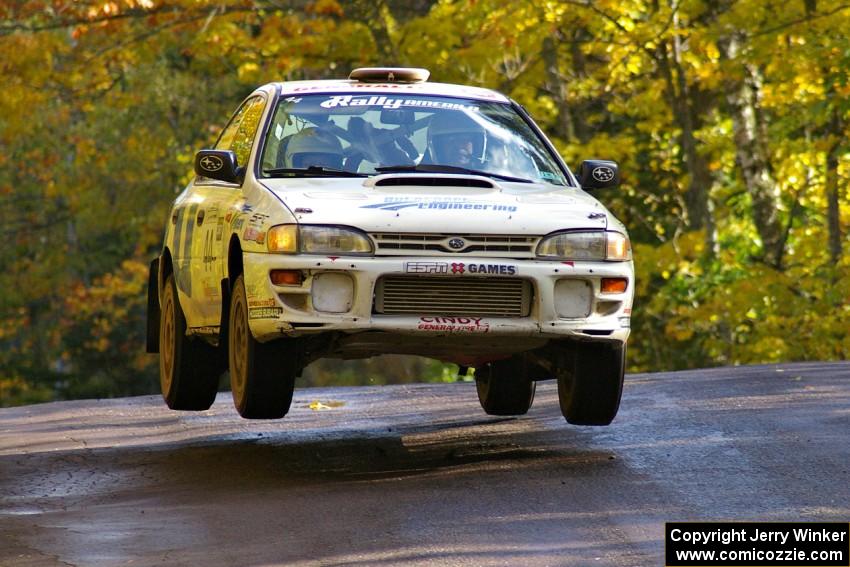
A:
[1, 362, 848, 566]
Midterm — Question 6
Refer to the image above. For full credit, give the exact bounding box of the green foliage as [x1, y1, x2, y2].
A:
[1, 0, 848, 406]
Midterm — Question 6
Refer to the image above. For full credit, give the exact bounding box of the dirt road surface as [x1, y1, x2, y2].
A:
[1, 362, 848, 566]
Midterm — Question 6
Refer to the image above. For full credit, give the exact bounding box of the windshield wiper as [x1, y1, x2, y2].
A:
[375, 164, 533, 184]
[264, 166, 367, 178]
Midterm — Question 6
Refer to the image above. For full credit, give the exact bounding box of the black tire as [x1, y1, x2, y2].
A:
[475, 358, 536, 416]
[228, 275, 296, 419]
[557, 342, 625, 425]
[159, 273, 221, 410]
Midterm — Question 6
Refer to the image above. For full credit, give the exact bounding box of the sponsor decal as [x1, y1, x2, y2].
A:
[249, 307, 283, 319]
[418, 316, 490, 333]
[202, 229, 216, 271]
[404, 262, 516, 275]
[241, 213, 268, 242]
[406, 261, 448, 274]
[291, 84, 417, 92]
[190, 325, 219, 335]
[319, 95, 479, 112]
[244, 227, 263, 242]
[248, 298, 276, 308]
[248, 212, 269, 227]
[361, 197, 516, 213]
[450, 262, 517, 276]
[240, 203, 254, 213]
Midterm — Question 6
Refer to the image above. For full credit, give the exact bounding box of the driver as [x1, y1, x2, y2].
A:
[426, 112, 487, 169]
[282, 127, 344, 169]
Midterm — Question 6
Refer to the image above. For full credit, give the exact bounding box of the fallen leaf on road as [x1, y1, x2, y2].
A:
[308, 400, 345, 410]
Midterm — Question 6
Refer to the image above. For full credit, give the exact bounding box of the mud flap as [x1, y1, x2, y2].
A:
[146, 257, 160, 353]
[215, 278, 231, 366]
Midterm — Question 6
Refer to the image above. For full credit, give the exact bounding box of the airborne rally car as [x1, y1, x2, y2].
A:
[146, 67, 634, 424]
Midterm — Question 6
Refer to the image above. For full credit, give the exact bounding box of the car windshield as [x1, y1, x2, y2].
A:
[259, 94, 569, 186]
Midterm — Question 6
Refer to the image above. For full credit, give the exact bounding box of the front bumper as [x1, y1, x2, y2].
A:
[242, 252, 633, 343]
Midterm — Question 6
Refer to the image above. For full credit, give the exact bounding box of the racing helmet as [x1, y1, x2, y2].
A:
[426, 112, 486, 168]
[283, 127, 344, 169]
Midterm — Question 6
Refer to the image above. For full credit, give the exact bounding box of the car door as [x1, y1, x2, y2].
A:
[189, 95, 268, 328]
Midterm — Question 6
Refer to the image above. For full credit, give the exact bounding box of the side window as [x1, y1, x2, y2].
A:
[214, 96, 266, 167]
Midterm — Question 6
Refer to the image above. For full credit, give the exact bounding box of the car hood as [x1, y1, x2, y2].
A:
[260, 174, 611, 234]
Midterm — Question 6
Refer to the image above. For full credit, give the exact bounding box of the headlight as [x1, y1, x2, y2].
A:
[267, 224, 373, 255]
[536, 231, 631, 261]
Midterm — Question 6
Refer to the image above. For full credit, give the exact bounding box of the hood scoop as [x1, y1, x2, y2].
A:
[373, 176, 494, 188]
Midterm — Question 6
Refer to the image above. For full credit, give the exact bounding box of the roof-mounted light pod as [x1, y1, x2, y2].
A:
[349, 67, 430, 84]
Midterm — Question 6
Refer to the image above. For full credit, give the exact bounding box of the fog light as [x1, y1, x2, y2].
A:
[270, 270, 303, 286]
[601, 278, 628, 293]
[554, 279, 592, 318]
[312, 272, 354, 313]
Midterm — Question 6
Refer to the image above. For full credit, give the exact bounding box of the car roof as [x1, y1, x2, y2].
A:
[270, 79, 510, 103]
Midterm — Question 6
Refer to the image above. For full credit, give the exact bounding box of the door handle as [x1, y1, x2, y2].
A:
[196, 209, 205, 226]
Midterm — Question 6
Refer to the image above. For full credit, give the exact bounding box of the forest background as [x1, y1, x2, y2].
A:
[1, 0, 848, 406]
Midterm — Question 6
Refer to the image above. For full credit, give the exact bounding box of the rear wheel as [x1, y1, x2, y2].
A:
[475, 358, 536, 416]
[557, 342, 625, 425]
[159, 274, 221, 410]
[229, 274, 297, 419]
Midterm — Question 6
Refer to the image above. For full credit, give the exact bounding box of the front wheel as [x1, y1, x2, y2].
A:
[159, 273, 221, 410]
[557, 342, 625, 425]
[475, 358, 536, 416]
[228, 274, 297, 419]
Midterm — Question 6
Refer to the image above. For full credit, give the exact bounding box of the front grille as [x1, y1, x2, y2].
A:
[374, 276, 532, 317]
[372, 233, 539, 257]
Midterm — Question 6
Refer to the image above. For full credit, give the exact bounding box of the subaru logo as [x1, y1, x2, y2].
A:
[591, 166, 615, 183]
[448, 238, 466, 250]
[199, 155, 224, 172]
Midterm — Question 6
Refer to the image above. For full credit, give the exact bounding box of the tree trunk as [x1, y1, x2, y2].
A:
[721, 37, 785, 268]
[656, 36, 716, 253]
[542, 34, 577, 143]
[825, 111, 842, 263]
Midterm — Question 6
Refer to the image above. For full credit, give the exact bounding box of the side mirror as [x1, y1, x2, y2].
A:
[578, 159, 620, 190]
[194, 149, 242, 183]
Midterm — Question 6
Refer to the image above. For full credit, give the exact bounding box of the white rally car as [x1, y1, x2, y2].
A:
[146, 67, 633, 424]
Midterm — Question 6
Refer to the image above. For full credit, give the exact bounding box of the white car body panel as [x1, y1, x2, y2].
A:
[260, 176, 610, 234]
